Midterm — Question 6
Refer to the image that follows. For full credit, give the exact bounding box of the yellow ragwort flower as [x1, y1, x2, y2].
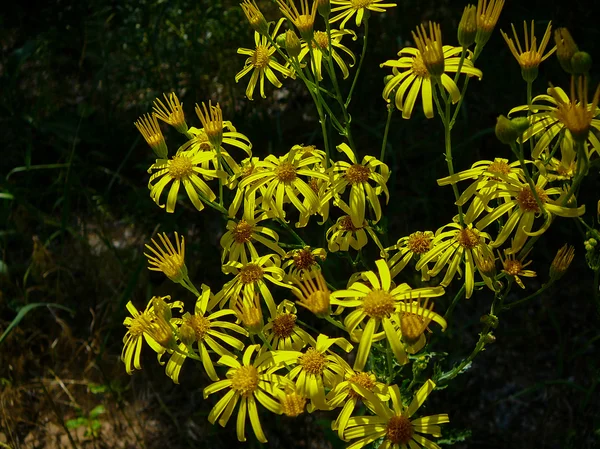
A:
[344, 380, 449, 449]
[153, 92, 187, 134]
[236, 18, 294, 100]
[391, 297, 447, 354]
[292, 267, 331, 316]
[501, 21, 556, 82]
[550, 244, 575, 280]
[144, 232, 188, 284]
[330, 0, 397, 29]
[262, 300, 316, 351]
[134, 113, 168, 159]
[240, 0, 269, 35]
[277, 0, 317, 41]
[384, 231, 434, 280]
[195, 101, 224, 150]
[326, 215, 384, 253]
[297, 28, 357, 80]
[283, 246, 327, 279]
[500, 248, 536, 289]
[475, 0, 505, 50]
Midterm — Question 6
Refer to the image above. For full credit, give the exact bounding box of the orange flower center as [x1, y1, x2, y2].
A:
[345, 164, 371, 184]
[313, 31, 329, 50]
[231, 365, 259, 397]
[340, 215, 361, 231]
[455, 228, 480, 249]
[400, 313, 426, 343]
[411, 54, 429, 77]
[128, 313, 152, 337]
[276, 161, 298, 183]
[188, 315, 211, 341]
[233, 220, 253, 244]
[252, 45, 270, 69]
[272, 313, 296, 338]
[407, 232, 431, 254]
[362, 289, 395, 319]
[386, 415, 414, 445]
[350, 0, 373, 8]
[517, 186, 548, 213]
[281, 392, 306, 417]
[169, 155, 194, 180]
[239, 264, 264, 284]
[487, 160, 511, 176]
[348, 372, 376, 399]
[293, 249, 316, 270]
[503, 258, 523, 276]
[298, 348, 327, 375]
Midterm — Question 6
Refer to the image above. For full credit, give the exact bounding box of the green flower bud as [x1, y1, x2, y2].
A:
[571, 51, 592, 75]
[285, 30, 301, 58]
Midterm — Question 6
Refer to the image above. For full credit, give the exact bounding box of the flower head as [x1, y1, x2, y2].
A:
[195, 101, 223, 149]
[153, 92, 187, 134]
[134, 113, 168, 158]
[412, 22, 445, 78]
[554, 28, 578, 74]
[330, 0, 397, 29]
[262, 300, 316, 350]
[475, 0, 505, 50]
[550, 244, 575, 280]
[326, 215, 384, 253]
[500, 248, 536, 289]
[298, 28, 357, 80]
[384, 231, 434, 280]
[292, 268, 331, 316]
[458, 5, 477, 48]
[277, 0, 317, 41]
[144, 232, 188, 284]
[241, 0, 269, 35]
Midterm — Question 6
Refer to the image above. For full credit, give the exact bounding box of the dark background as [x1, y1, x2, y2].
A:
[1, 0, 599, 448]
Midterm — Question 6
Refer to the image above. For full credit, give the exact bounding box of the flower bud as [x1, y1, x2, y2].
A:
[285, 30, 301, 58]
[555, 28, 578, 74]
[152, 296, 172, 321]
[458, 5, 477, 48]
[549, 244, 575, 280]
[317, 0, 331, 18]
[495, 115, 521, 144]
[480, 314, 499, 329]
[276, 33, 287, 48]
[241, 0, 269, 36]
[484, 333, 496, 344]
[571, 51, 592, 75]
[179, 320, 196, 346]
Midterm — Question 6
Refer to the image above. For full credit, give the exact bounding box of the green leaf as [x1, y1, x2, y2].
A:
[89, 405, 106, 419]
[0, 303, 74, 345]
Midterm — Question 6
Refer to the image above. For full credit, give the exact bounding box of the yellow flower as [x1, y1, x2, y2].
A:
[144, 232, 189, 285]
[326, 215, 384, 253]
[270, 334, 353, 410]
[147, 151, 225, 213]
[501, 20, 556, 82]
[236, 18, 294, 100]
[220, 211, 286, 265]
[203, 344, 285, 443]
[500, 249, 536, 289]
[282, 246, 327, 278]
[330, 260, 445, 371]
[195, 101, 224, 150]
[227, 156, 266, 218]
[220, 254, 291, 317]
[384, 231, 434, 280]
[277, 0, 317, 41]
[381, 44, 482, 119]
[535, 136, 577, 181]
[122, 296, 183, 374]
[509, 83, 600, 159]
[550, 244, 575, 280]
[152, 92, 187, 134]
[291, 268, 332, 316]
[416, 222, 494, 299]
[330, 0, 397, 29]
[327, 368, 389, 440]
[475, 0, 505, 50]
[344, 380, 449, 449]
[297, 29, 357, 80]
[238, 146, 329, 227]
[233, 293, 264, 334]
[164, 285, 248, 383]
[322, 143, 390, 228]
[475, 175, 585, 254]
[390, 297, 447, 354]
[134, 113, 168, 158]
[240, 0, 269, 35]
[262, 300, 316, 351]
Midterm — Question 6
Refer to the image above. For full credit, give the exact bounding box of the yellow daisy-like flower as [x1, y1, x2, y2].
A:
[227, 157, 266, 218]
[203, 344, 285, 443]
[475, 0, 505, 50]
[381, 44, 482, 119]
[236, 18, 294, 100]
[134, 113, 168, 159]
[297, 29, 357, 80]
[501, 20, 556, 82]
[326, 215, 384, 253]
[147, 151, 225, 213]
[322, 143, 390, 228]
[270, 334, 353, 410]
[282, 246, 327, 279]
[220, 253, 291, 317]
[474, 175, 585, 254]
[536, 135, 577, 181]
[416, 222, 493, 299]
[509, 83, 600, 159]
[144, 232, 189, 284]
[220, 211, 286, 265]
[277, 0, 317, 41]
[500, 248, 536, 289]
[121, 296, 183, 374]
[291, 268, 332, 317]
[330, 260, 445, 371]
[327, 368, 389, 440]
[384, 231, 434, 280]
[164, 285, 248, 384]
[153, 92, 188, 134]
[390, 297, 447, 354]
[344, 380, 449, 449]
[233, 293, 264, 335]
[239, 146, 329, 227]
[330, 0, 397, 29]
[262, 300, 316, 351]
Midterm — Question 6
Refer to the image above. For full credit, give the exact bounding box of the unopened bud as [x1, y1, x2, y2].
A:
[550, 244, 575, 280]
[495, 115, 522, 144]
[153, 296, 172, 321]
[317, 0, 331, 18]
[458, 5, 477, 48]
[179, 320, 196, 346]
[555, 28, 578, 74]
[285, 30, 301, 58]
[571, 51, 592, 75]
[484, 333, 496, 344]
[480, 314, 499, 329]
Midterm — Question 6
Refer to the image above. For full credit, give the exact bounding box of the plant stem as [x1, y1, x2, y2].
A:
[345, 19, 368, 109]
[380, 102, 394, 162]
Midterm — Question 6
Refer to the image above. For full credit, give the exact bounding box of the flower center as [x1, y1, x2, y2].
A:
[313, 31, 329, 50]
[169, 155, 194, 180]
[233, 220, 253, 244]
[194, 133, 212, 152]
[340, 215, 361, 231]
[411, 54, 429, 77]
[147, 132, 164, 148]
[518, 50, 541, 69]
[345, 164, 371, 184]
[348, 372, 376, 399]
[517, 186, 548, 213]
[295, 15, 314, 34]
[386, 415, 414, 445]
[128, 314, 152, 337]
[305, 290, 330, 315]
[188, 315, 211, 341]
[280, 392, 306, 417]
[407, 232, 431, 254]
[157, 254, 184, 279]
[455, 228, 480, 249]
[239, 264, 264, 284]
[231, 365, 259, 397]
[350, 0, 373, 8]
[276, 161, 297, 183]
[362, 289, 395, 319]
[400, 313, 426, 344]
[487, 160, 511, 176]
[503, 259, 523, 276]
[272, 313, 296, 338]
[293, 249, 316, 270]
[252, 45, 270, 69]
[298, 347, 327, 375]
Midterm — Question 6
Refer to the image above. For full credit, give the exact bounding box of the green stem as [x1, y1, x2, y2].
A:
[277, 218, 306, 246]
[561, 139, 589, 206]
[443, 284, 465, 322]
[435, 329, 490, 386]
[380, 102, 394, 162]
[324, 315, 347, 332]
[345, 18, 368, 109]
[502, 280, 555, 310]
[386, 341, 394, 384]
[197, 190, 228, 215]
